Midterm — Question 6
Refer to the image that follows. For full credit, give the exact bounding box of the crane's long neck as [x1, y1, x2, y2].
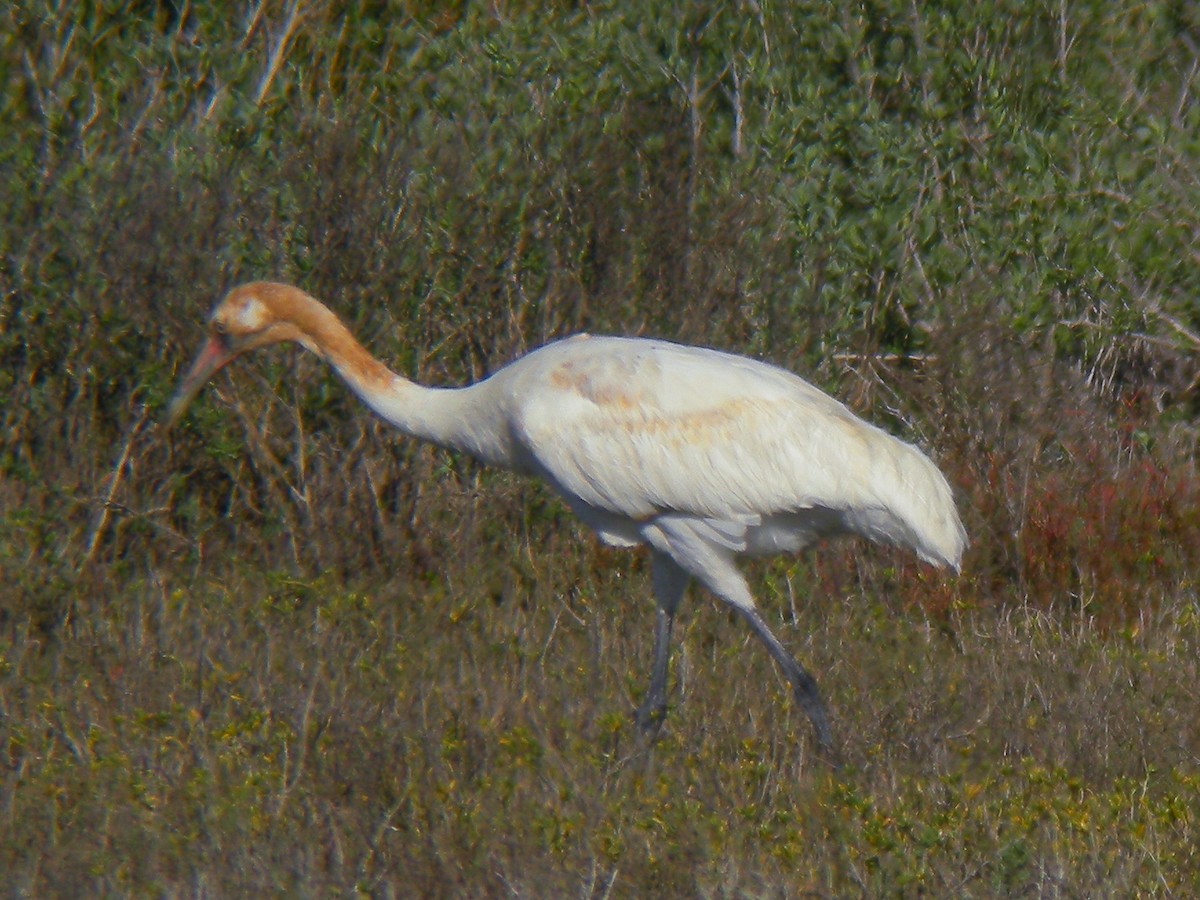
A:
[284, 292, 512, 466]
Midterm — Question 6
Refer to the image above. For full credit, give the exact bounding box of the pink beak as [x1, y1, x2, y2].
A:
[165, 334, 235, 427]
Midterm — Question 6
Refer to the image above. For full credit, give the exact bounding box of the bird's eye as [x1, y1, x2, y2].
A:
[212, 320, 228, 336]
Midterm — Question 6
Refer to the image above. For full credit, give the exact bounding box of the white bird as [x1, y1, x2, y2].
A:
[168, 282, 966, 752]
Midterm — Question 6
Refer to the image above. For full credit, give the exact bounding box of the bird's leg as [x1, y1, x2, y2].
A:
[730, 604, 834, 752]
[635, 554, 689, 736]
[642, 518, 836, 754]
[634, 605, 674, 734]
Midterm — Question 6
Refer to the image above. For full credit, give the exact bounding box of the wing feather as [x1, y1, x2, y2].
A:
[511, 338, 884, 524]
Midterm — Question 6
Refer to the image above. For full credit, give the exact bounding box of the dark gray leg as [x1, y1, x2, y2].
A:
[635, 553, 689, 734]
[731, 604, 833, 752]
[642, 518, 836, 754]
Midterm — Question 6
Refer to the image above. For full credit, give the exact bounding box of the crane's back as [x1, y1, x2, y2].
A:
[497, 335, 966, 571]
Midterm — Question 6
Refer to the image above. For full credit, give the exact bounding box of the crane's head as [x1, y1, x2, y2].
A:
[166, 282, 311, 427]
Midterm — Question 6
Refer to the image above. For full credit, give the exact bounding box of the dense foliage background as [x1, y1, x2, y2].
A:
[2, 1, 1199, 894]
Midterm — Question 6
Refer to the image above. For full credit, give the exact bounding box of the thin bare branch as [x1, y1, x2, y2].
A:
[79, 403, 150, 569]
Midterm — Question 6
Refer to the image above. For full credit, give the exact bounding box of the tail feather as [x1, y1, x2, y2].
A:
[854, 432, 966, 570]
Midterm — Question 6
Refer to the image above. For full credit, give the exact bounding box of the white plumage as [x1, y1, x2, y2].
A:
[169, 282, 966, 753]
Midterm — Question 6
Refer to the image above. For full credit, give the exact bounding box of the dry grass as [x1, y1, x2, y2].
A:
[3, 536, 1198, 895]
